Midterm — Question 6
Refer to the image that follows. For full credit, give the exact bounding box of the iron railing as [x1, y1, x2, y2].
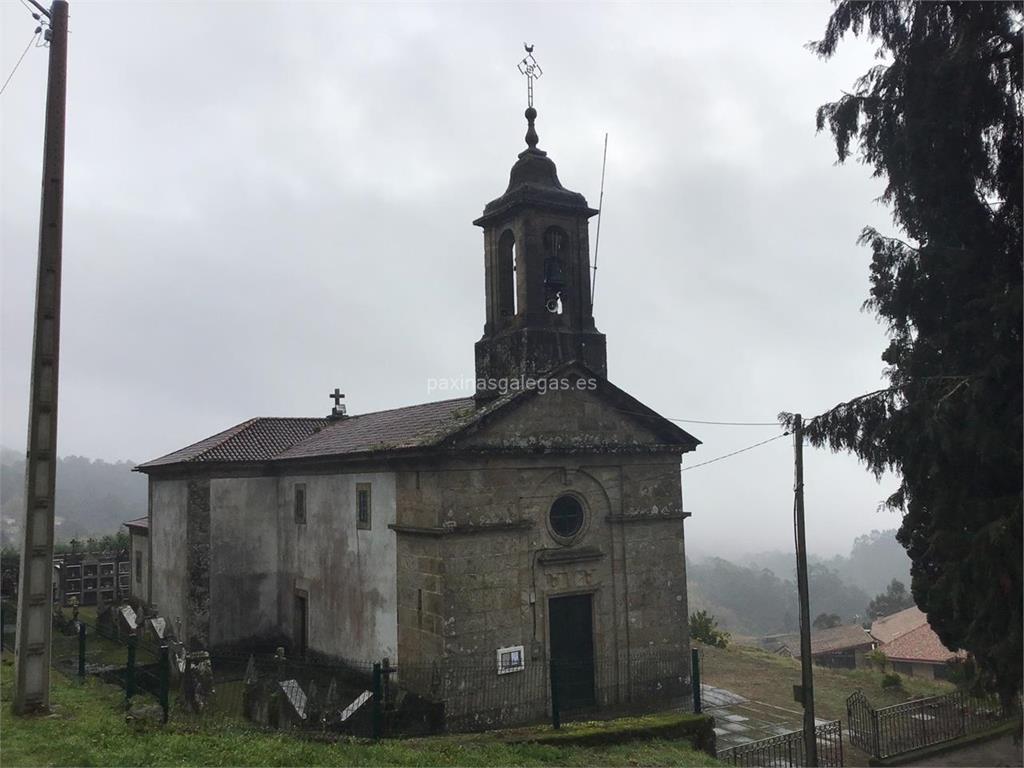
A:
[846, 688, 1010, 759]
[718, 719, 844, 767]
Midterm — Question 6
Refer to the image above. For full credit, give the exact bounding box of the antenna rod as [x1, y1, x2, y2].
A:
[591, 132, 608, 306]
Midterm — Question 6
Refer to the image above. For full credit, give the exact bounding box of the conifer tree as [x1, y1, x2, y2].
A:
[786, 1, 1022, 706]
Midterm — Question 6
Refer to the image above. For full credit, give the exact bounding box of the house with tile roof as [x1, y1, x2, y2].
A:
[806, 624, 876, 669]
[134, 102, 701, 728]
[871, 606, 964, 680]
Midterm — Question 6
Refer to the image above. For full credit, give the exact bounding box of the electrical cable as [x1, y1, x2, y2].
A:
[680, 432, 789, 472]
[0, 29, 38, 97]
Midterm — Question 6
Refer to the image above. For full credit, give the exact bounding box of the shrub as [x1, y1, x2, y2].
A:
[866, 649, 888, 671]
[881, 672, 903, 690]
[689, 609, 730, 649]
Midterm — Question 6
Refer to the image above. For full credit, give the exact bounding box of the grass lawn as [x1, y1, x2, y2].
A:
[0, 656, 719, 767]
[698, 643, 954, 722]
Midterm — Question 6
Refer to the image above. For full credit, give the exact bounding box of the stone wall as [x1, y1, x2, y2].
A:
[393, 451, 690, 723]
[186, 478, 211, 648]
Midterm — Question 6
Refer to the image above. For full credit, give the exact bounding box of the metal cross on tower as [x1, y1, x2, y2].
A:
[517, 43, 542, 108]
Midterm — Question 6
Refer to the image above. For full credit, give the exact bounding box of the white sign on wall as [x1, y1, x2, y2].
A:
[496, 645, 525, 675]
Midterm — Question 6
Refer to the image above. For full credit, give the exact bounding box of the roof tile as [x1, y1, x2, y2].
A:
[809, 624, 875, 655]
[137, 417, 330, 469]
[871, 606, 927, 644]
[880, 622, 962, 664]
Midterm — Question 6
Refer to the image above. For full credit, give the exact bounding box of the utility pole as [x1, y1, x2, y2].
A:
[793, 414, 818, 766]
[13, 0, 69, 714]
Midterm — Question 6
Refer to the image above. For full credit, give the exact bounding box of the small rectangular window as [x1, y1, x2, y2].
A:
[135, 551, 143, 582]
[356, 483, 372, 530]
[294, 484, 307, 525]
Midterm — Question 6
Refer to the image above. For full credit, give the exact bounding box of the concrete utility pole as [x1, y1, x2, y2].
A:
[793, 414, 818, 766]
[13, 0, 69, 714]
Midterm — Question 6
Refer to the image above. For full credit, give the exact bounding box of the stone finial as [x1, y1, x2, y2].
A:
[525, 107, 539, 150]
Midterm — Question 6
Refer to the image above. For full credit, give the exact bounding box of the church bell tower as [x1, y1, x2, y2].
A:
[473, 103, 607, 401]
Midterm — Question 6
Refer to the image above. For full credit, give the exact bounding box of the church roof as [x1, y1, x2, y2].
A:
[135, 399, 478, 471]
[275, 398, 477, 461]
[137, 364, 699, 472]
[136, 417, 331, 469]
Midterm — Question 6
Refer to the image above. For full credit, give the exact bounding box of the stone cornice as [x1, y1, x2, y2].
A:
[388, 520, 534, 537]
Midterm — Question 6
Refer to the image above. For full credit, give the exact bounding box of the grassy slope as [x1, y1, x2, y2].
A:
[699, 643, 953, 722]
[0, 658, 718, 767]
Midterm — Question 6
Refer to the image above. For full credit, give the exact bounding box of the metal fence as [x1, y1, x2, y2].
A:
[1, 598, 171, 718]
[170, 647, 692, 737]
[398, 648, 691, 733]
[2, 600, 693, 739]
[718, 719, 844, 767]
[846, 689, 1011, 759]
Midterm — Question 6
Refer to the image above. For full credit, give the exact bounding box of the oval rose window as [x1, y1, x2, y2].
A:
[549, 495, 584, 539]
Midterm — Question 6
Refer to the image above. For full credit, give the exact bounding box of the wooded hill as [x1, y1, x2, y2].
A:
[0, 447, 146, 548]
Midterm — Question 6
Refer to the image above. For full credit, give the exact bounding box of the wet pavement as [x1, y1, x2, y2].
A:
[702, 684, 828, 753]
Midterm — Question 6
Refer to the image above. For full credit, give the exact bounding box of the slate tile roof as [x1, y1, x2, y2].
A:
[879, 622, 963, 664]
[809, 624, 876, 655]
[135, 365, 699, 472]
[275, 397, 477, 461]
[871, 606, 927, 644]
[124, 516, 149, 530]
[137, 417, 332, 469]
[136, 398, 478, 471]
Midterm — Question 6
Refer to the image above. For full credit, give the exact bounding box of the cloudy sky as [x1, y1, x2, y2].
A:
[1, 1, 904, 557]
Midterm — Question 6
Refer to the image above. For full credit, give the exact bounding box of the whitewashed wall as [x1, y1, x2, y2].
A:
[278, 472, 398, 662]
[149, 478, 188, 641]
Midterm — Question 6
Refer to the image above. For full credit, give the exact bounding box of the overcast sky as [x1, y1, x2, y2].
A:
[1, 1, 905, 558]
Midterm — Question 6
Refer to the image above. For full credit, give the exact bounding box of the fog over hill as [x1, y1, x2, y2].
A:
[687, 529, 913, 636]
[0, 447, 146, 547]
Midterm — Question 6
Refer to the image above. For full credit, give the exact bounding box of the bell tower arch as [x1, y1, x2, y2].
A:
[473, 107, 607, 401]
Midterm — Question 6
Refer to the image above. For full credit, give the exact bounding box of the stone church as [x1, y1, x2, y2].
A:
[137, 103, 700, 724]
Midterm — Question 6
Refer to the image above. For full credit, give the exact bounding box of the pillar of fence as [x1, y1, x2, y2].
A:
[125, 634, 137, 705]
[77, 621, 86, 679]
[691, 647, 702, 714]
[871, 708, 881, 758]
[372, 662, 383, 740]
[158, 644, 170, 724]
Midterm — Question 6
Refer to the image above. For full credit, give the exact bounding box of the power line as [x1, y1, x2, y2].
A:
[681, 432, 789, 472]
[666, 417, 780, 427]
[612, 407, 779, 427]
[0, 29, 39, 97]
